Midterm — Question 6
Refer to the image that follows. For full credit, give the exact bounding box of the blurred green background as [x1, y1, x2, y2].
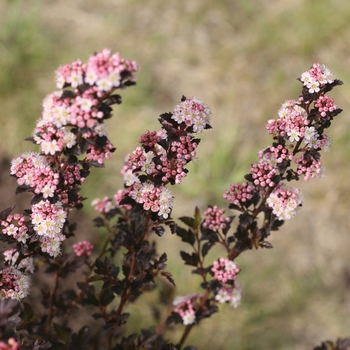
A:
[1, 0, 350, 348]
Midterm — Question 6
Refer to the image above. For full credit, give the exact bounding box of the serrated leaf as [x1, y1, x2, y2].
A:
[180, 251, 199, 267]
[105, 94, 122, 106]
[166, 220, 177, 234]
[159, 253, 167, 265]
[336, 338, 350, 350]
[89, 160, 105, 168]
[228, 203, 241, 211]
[227, 235, 236, 244]
[77, 282, 99, 306]
[16, 185, 31, 195]
[0, 206, 15, 221]
[32, 340, 52, 350]
[259, 241, 273, 249]
[0, 234, 16, 243]
[106, 207, 122, 220]
[99, 286, 115, 306]
[61, 90, 76, 99]
[70, 326, 90, 347]
[92, 312, 103, 319]
[94, 257, 120, 278]
[93, 217, 105, 227]
[178, 216, 196, 229]
[154, 226, 165, 237]
[45, 263, 59, 274]
[176, 226, 195, 245]
[25, 136, 36, 144]
[202, 242, 215, 257]
[160, 271, 176, 287]
[21, 302, 34, 322]
[166, 311, 183, 326]
[87, 274, 103, 283]
[53, 323, 70, 344]
[270, 217, 284, 231]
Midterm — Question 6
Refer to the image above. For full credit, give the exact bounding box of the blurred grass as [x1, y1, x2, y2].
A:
[1, 0, 350, 348]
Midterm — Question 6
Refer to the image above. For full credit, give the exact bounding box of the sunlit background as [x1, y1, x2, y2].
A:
[1, 0, 350, 349]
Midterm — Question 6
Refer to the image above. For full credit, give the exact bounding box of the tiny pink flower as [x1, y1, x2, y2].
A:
[73, 241, 94, 257]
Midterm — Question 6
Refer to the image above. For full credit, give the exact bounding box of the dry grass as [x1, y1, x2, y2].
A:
[1, 0, 350, 348]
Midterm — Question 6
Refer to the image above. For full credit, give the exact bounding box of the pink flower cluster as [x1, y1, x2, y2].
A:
[258, 145, 294, 167]
[55, 49, 138, 94]
[315, 95, 337, 118]
[172, 97, 211, 134]
[128, 183, 174, 219]
[211, 258, 242, 307]
[73, 241, 94, 257]
[34, 49, 138, 165]
[0, 337, 19, 350]
[249, 163, 277, 191]
[0, 248, 33, 300]
[1, 213, 28, 244]
[300, 63, 335, 93]
[119, 96, 211, 219]
[266, 183, 303, 221]
[1, 50, 139, 300]
[211, 258, 240, 283]
[31, 200, 67, 257]
[173, 293, 201, 325]
[202, 206, 230, 231]
[223, 182, 254, 206]
[295, 154, 324, 181]
[91, 196, 116, 214]
[10, 152, 59, 199]
[266, 99, 309, 142]
[0, 266, 31, 300]
[224, 64, 340, 222]
[3, 250, 34, 274]
[91, 191, 133, 216]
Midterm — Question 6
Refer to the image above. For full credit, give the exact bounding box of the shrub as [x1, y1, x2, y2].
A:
[0, 50, 348, 349]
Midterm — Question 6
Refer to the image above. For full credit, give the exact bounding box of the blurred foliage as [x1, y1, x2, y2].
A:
[1, 0, 350, 349]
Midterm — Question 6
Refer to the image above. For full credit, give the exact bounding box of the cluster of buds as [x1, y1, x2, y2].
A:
[73, 240, 94, 257]
[202, 205, 231, 231]
[0, 50, 139, 300]
[118, 96, 211, 219]
[91, 196, 116, 214]
[226, 63, 342, 222]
